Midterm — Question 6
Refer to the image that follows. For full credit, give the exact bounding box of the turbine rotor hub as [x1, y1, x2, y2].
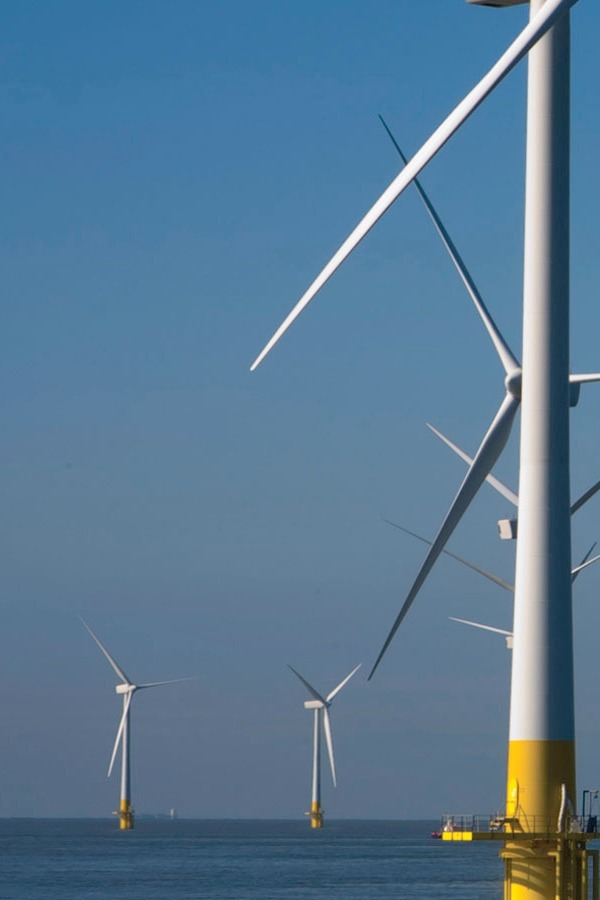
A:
[505, 369, 522, 399]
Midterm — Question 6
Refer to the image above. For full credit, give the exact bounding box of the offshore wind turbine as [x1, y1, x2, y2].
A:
[250, 1, 600, 894]
[391, 524, 598, 649]
[288, 664, 360, 828]
[80, 618, 190, 830]
[446, 540, 599, 649]
[427, 422, 600, 539]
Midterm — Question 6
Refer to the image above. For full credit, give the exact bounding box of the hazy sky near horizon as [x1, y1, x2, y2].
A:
[3, 1, 600, 821]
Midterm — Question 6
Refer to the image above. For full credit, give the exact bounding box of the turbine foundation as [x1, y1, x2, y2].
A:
[119, 798, 134, 830]
[309, 801, 324, 829]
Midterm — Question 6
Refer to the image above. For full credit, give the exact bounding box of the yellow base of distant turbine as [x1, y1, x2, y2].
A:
[309, 802, 324, 829]
[119, 799, 134, 830]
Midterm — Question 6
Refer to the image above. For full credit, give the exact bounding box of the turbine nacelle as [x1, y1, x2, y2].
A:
[116, 684, 136, 695]
[304, 700, 325, 710]
[498, 518, 518, 540]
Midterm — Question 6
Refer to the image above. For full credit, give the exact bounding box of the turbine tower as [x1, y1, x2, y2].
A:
[288, 664, 360, 828]
[250, 0, 600, 894]
[81, 618, 190, 830]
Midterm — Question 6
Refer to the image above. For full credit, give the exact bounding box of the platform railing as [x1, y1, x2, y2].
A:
[441, 813, 600, 838]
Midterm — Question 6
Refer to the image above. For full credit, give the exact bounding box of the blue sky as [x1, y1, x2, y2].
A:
[2, 1, 600, 820]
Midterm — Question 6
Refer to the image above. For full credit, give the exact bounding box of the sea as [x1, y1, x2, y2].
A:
[0, 819, 504, 900]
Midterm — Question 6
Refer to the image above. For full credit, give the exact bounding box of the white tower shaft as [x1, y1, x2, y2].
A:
[505, 2, 574, 896]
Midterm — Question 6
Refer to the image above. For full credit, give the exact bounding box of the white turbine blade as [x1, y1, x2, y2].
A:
[427, 423, 519, 507]
[572, 544, 600, 583]
[379, 115, 519, 377]
[384, 519, 513, 593]
[369, 392, 519, 680]
[322, 707, 337, 788]
[79, 617, 131, 685]
[136, 677, 195, 690]
[571, 478, 600, 516]
[250, 0, 577, 372]
[326, 664, 361, 703]
[449, 617, 512, 639]
[287, 665, 326, 704]
[428, 426, 599, 518]
[569, 373, 600, 384]
[108, 691, 132, 778]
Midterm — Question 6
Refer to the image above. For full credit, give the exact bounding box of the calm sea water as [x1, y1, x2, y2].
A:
[0, 819, 503, 900]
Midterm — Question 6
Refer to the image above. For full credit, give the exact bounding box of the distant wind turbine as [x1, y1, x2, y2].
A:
[288, 664, 360, 829]
[80, 618, 192, 830]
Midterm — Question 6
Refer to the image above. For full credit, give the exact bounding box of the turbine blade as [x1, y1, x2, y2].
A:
[326, 664, 361, 703]
[571, 478, 600, 516]
[384, 519, 513, 593]
[427, 423, 519, 507]
[108, 692, 132, 778]
[569, 373, 600, 384]
[287, 665, 326, 704]
[322, 707, 337, 787]
[136, 677, 196, 690]
[449, 617, 512, 639]
[378, 115, 519, 377]
[79, 617, 131, 685]
[369, 392, 520, 680]
[429, 428, 598, 516]
[250, 0, 577, 371]
[572, 546, 600, 583]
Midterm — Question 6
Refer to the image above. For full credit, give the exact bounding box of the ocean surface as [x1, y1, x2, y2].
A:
[0, 819, 504, 900]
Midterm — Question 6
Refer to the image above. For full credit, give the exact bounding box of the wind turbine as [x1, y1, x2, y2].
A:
[250, 1, 600, 893]
[80, 618, 191, 830]
[426, 421, 600, 540]
[389, 521, 598, 649]
[288, 664, 360, 828]
[446, 541, 599, 649]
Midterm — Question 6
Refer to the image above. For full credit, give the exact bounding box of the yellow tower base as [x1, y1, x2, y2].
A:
[501, 836, 599, 900]
[309, 801, 323, 829]
[119, 799, 134, 830]
[442, 815, 600, 900]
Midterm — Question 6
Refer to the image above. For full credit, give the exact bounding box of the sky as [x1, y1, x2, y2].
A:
[2, 0, 600, 821]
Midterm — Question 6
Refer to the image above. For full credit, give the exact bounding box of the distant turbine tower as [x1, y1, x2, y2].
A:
[288, 664, 360, 829]
[250, 1, 600, 892]
[80, 618, 191, 830]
